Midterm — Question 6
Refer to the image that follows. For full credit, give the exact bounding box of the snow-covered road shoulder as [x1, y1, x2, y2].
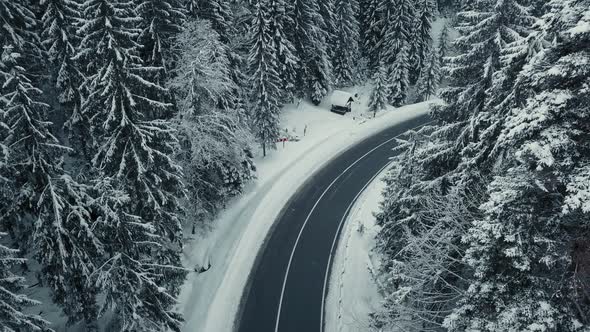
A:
[324, 167, 388, 332]
[178, 90, 435, 332]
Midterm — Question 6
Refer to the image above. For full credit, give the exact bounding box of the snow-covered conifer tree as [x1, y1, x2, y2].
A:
[368, 61, 388, 116]
[444, 0, 590, 329]
[76, 0, 186, 329]
[291, 0, 332, 104]
[361, 0, 384, 71]
[269, 0, 299, 102]
[1, 47, 102, 330]
[437, 23, 450, 68]
[191, 0, 234, 43]
[408, 0, 434, 83]
[169, 19, 255, 227]
[388, 44, 410, 106]
[249, 0, 282, 156]
[379, 0, 415, 68]
[137, 0, 186, 75]
[0, 235, 49, 331]
[414, 47, 440, 101]
[380, 0, 416, 105]
[333, 0, 360, 87]
[40, 0, 90, 158]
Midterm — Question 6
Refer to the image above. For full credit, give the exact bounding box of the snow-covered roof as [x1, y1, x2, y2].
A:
[331, 90, 355, 107]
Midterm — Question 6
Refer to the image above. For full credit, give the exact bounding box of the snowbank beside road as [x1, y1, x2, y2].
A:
[324, 168, 388, 332]
[178, 86, 435, 332]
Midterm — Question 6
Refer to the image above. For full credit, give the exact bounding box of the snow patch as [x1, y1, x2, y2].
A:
[178, 86, 435, 332]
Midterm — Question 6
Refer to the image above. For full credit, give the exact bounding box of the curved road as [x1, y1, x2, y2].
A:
[237, 115, 430, 332]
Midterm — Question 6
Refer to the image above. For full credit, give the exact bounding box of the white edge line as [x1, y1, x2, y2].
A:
[274, 119, 433, 332]
[319, 160, 392, 332]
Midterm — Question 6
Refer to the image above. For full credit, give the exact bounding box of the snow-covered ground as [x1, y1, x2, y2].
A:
[178, 85, 434, 332]
[324, 168, 389, 332]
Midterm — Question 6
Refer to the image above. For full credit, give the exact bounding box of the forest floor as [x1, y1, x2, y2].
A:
[177, 85, 434, 332]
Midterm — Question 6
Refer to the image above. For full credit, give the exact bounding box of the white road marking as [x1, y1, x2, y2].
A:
[274, 120, 432, 332]
[319, 161, 391, 332]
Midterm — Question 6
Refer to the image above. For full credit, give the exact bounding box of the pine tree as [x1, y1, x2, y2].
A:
[1, 47, 102, 330]
[379, 0, 415, 68]
[373, 0, 540, 329]
[444, 0, 590, 329]
[0, 235, 50, 331]
[414, 47, 440, 101]
[333, 0, 360, 87]
[361, 0, 384, 71]
[318, 0, 337, 63]
[137, 0, 186, 75]
[249, 0, 282, 156]
[191, 0, 234, 43]
[388, 43, 410, 106]
[269, 0, 299, 102]
[380, 0, 416, 105]
[169, 19, 255, 227]
[437, 23, 450, 69]
[291, 0, 332, 104]
[408, 0, 434, 84]
[368, 61, 388, 116]
[40, 0, 89, 157]
[76, 0, 186, 329]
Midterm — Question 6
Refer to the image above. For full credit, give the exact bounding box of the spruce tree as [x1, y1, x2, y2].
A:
[333, 0, 360, 87]
[436, 22, 451, 83]
[291, 0, 332, 104]
[76, 0, 186, 329]
[408, 0, 434, 84]
[269, 0, 299, 102]
[445, 0, 590, 329]
[380, 0, 416, 105]
[249, 0, 281, 156]
[191, 0, 234, 43]
[137, 0, 186, 75]
[40, 0, 89, 158]
[368, 61, 388, 116]
[414, 47, 440, 102]
[388, 43, 410, 106]
[373, 0, 539, 329]
[0, 235, 50, 331]
[361, 0, 384, 71]
[1, 46, 102, 330]
[318, 0, 337, 64]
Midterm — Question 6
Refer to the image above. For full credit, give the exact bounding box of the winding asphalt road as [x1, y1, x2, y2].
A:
[236, 114, 430, 332]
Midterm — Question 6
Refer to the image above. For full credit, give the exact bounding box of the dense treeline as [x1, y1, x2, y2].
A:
[0, 0, 449, 329]
[375, 0, 590, 330]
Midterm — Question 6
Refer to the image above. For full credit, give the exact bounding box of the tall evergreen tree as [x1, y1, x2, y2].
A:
[40, 0, 89, 158]
[0, 235, 50, 331]
[445, 0, 590, 329]
[369, 60, 389, 116]
[333, 0, 360, 87]
[414, 47, 440, 101]
[362, 0, 384, 71]
[1, 46, 102, 330]
[291, 0, 332, 104]
[269, 0, 299, 102]
[436, 22, 451, 83]
[388, 43, 410, 106]
[408, 0, 434, 84]
[76, 0, 186, 329]
[249, 0, 281, 156]
[380, 0, 416, 105]
[137, 0, 186, 75]
[190, 0, 234, 43]
[373, 0, 540, 329]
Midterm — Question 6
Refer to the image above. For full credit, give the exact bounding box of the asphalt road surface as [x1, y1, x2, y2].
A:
[237, 114, 430, 332]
